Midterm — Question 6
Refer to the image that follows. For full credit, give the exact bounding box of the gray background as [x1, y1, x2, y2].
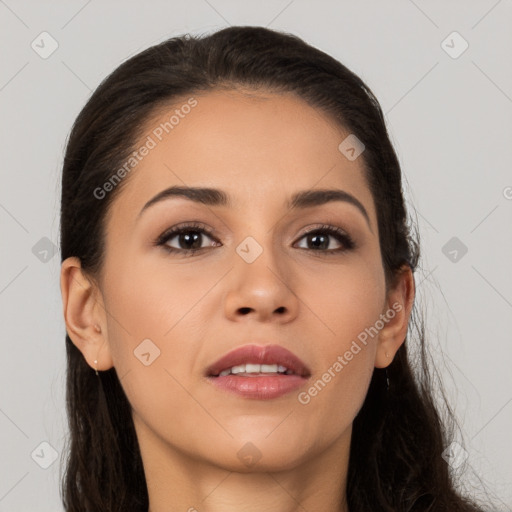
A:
[1, 1, 511, 510]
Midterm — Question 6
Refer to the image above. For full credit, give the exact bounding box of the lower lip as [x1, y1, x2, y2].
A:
[207, 374, 308, 400]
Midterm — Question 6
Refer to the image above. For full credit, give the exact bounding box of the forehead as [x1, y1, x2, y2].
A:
[110, 89, 375, 224]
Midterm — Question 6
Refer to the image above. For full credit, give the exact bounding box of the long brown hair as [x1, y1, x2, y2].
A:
[60, 25, 487, 511]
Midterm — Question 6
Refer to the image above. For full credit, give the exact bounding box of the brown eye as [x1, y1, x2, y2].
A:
[165, 230, 212, 250]
[295, 225, 355, 254]
[155, 222, 220, 255]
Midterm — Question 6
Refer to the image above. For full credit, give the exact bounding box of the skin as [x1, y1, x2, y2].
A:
[61, 89, 415, 512]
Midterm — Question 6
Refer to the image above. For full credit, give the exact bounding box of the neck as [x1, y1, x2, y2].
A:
[137, 416, 352, 512]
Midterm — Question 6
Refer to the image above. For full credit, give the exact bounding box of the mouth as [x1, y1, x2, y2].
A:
[205, 343, 311, 378]
[205, 344, 311, 400]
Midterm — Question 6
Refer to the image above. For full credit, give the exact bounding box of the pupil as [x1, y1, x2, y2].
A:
[310, 234, 327, 249]
[180, 231, 201, 249]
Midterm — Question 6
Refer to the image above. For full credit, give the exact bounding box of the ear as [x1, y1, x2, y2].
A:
[374, 264, 415, 368]
[60, 257, 114, 372]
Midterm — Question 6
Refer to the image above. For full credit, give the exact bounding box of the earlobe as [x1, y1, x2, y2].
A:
[375, 265, 415, 368]
[60, 257, 114, 372]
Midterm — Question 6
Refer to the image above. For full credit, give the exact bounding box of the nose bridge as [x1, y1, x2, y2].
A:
[235, 231, 287, 292]
[224, 229, 298, 321]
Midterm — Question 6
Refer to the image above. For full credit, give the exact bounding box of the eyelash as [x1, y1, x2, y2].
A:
[154, 221, 356, 257]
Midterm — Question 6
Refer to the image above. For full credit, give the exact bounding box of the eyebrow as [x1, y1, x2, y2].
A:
[137, 185, 371, 229]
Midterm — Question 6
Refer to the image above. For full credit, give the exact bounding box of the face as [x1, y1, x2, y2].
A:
[87, 89, 395, 471]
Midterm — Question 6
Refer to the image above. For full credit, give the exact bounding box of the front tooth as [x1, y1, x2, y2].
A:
[223, 363, 287, 375]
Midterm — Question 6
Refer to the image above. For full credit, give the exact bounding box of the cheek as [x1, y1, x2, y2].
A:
[99, 260, 208, 434]
[294, 257, 384, 420]
[303, 254, 386, 350]
[102, 253, 218, 345]
[100, 255, 221, 401]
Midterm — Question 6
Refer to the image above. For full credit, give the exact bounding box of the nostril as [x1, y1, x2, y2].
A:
[239, 307, 252, 315]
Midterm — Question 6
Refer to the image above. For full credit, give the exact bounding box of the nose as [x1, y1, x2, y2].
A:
[223, 241, 299, 324]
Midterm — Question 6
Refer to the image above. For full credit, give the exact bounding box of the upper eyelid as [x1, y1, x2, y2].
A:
[158, 222, 349, 236]
[157, 222, 353, 247]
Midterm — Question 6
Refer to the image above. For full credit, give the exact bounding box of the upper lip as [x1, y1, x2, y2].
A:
[206, 344, 311, 377]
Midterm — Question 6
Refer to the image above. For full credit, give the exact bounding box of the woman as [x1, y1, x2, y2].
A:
[59, 25, 487, 511]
